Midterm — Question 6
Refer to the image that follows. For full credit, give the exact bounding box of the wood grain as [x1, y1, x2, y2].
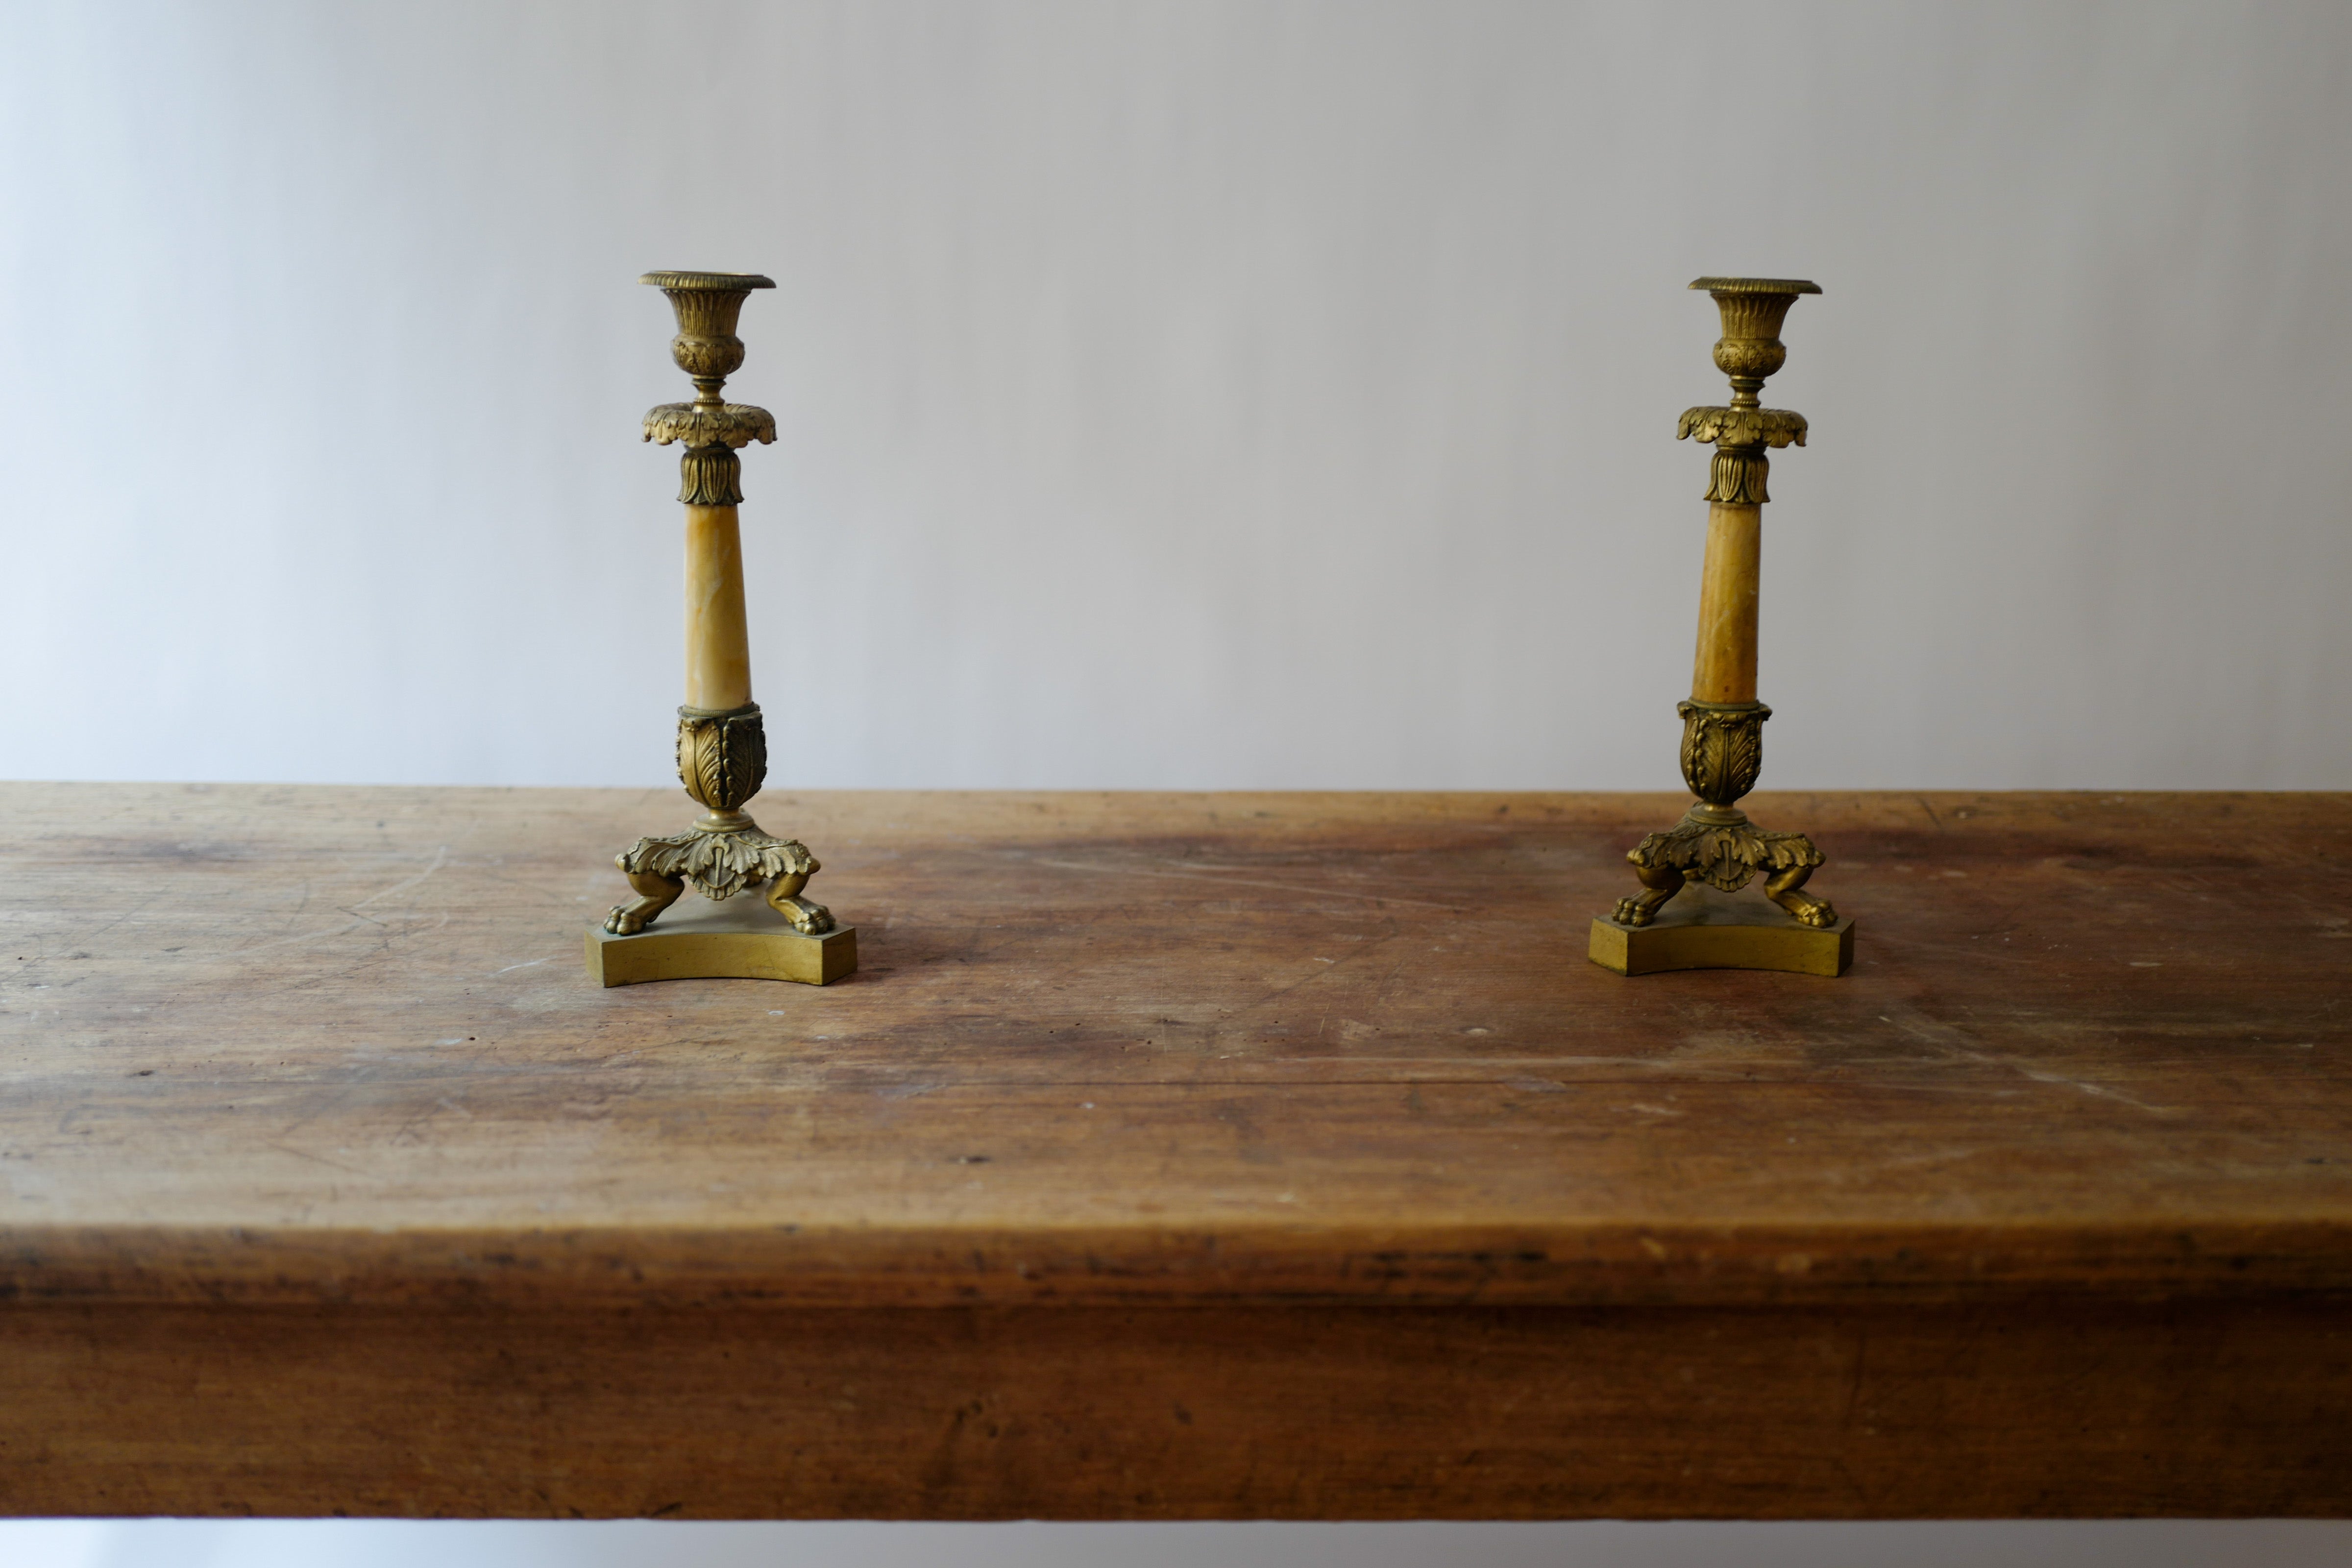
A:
[1, 785, 2347, 1516]
[3, 1298, 2345, 1520]
[4, 785, 2347, 1309]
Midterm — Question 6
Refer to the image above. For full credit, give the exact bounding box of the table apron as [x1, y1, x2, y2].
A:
[2, 1298, 2346, 1519]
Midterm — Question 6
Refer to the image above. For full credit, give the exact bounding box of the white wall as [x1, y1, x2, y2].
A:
[3, 0, 2347, 792]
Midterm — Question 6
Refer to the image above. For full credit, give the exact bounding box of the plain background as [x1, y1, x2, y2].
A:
[2, 0, 2349, 793]
[2, 1, 2349, 1564]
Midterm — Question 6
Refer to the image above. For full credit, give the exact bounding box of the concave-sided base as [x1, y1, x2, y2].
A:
[1590, 883, 1853, 977]
[587, 897, 857, 987]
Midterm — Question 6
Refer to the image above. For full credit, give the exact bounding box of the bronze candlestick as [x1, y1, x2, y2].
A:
[585, 271, 856, 987]
[1590, 277, 1854, 977]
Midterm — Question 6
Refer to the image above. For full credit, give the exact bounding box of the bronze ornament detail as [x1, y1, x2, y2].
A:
[613, 827, 827, 928]
[1675, 406, 1808, 448]
[641, 268, 765, 384]
[639, 272, 781, 509]
[675, 703, 768, 814]
[1613, 697, 1832, 931]
[1678, 337, 1810, 506]
[1705, 448, 1772, 506]
[643, 405, 779, 448]
[675, 444, 744, 507]
[1678, 700, 1767, 806]
[1615, 811, 1829, 929]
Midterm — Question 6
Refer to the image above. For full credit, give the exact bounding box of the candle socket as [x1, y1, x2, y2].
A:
[591, 271, 856, 986]
[1591, 278, 1851, 977]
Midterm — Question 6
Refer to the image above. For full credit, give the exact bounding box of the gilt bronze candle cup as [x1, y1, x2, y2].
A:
[1589, 277, 1854, 978]
[585, 271, 856, 987]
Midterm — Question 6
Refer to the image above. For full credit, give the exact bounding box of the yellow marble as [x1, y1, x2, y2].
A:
[684, 503, 753, 710]
[1690, 501, 1760, 705]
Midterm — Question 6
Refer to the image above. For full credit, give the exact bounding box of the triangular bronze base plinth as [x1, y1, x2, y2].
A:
[1590, 884, 1853, 977]
[587, 898, 857, 987]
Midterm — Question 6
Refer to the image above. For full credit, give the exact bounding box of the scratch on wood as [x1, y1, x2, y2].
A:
[1031, 857, 1469, 913]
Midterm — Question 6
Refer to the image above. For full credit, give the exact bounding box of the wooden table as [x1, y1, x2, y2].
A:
[2, 785, 2347, 1519]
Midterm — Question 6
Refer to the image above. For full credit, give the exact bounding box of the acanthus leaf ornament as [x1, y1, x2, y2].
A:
[1676, 407, 1808, 448]
[616, 826, 822, 909]
[1678, 700, 1768, 806]
[674, 445, 744, 507]
[1679, 393, 1807, 506]
[643, 404, 779, 449]
[675, 703, 769, 813]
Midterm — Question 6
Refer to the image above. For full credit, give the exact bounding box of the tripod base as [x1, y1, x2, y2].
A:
[587, 898, 857, 988]
[1590, 884, 1852, 977]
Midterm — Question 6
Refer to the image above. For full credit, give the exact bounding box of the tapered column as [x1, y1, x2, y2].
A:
[684, 504, 753, 711]
[1690, 501, 1762, 705]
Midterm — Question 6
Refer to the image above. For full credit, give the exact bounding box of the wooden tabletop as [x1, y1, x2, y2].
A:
[5, 784, 2346, 1309]
[4, 784, 2349, 1520]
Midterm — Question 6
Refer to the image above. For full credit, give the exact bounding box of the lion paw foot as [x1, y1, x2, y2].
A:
[605, 900, 659, 935]
[771, 893, 835, 935]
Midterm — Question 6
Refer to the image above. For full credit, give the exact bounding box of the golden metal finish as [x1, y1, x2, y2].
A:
[588, 897, 858, 988]
[1600, 277, 1845, 969]
[1677, 276, 1819, 506]
[639, 271, 779, 508]
[1675, 408, 1807, 505]
[604, 702, 838, 939]
[1589, 885, 1852, 978]
[596, 272, 852, 983]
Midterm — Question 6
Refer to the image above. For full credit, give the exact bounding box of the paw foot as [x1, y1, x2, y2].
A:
[772, 895, 835, 935]
[1765, 887, 1838, 928]
[606, 869, 684, 935]
[605, 901, 660, 935]
[1612, 897, 1655, 928]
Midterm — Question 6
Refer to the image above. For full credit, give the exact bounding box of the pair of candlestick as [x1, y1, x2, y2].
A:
[588, 271, 1850, 988]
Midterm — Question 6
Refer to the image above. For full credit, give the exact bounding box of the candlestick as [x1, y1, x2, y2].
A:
[1590, 277, 1853, 977]
[587, 271, 856, 987]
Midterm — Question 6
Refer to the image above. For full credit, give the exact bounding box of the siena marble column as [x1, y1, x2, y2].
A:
[683, 503, 753, 712]
[1690, 500, 1762, 707]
